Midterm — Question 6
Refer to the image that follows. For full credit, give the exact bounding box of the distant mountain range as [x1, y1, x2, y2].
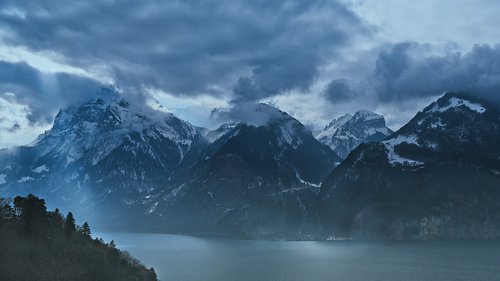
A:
[1, 88, 499, 239]
[0, 90, 340, 237]
[316, 110, 393, 158]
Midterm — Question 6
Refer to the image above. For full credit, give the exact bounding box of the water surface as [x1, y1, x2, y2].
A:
[96, 232, 500, 281]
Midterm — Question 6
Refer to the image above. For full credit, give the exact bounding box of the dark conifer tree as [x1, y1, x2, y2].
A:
[80, 221, 91, 237]
[65, 212, 76, 236]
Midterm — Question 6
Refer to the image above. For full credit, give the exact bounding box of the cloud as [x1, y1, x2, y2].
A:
[6, 122, 20, 132]
[321, 43, 500, 108]
[0, 0, 367, 103]
[210, 102, 284, 126]
[370, 43, 500, 104]
[0, 60, 102, 124]
[323, 78, 358, 103]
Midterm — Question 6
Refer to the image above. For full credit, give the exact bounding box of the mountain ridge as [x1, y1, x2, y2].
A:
[319, 92, 500, 240]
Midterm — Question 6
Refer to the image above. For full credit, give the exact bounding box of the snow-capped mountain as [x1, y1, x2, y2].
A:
[143, 103, 341, 238]
[0, 87, 208, 222]
[203, 122, 239, 143]
[317, 110, 393, 158]
[319, 93, 500, 240]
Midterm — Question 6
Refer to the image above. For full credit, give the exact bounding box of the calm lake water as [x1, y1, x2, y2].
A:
[96, 232, 500, 281]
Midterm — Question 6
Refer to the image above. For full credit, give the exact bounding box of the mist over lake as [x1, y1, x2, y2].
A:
[96, 232, 500, 281]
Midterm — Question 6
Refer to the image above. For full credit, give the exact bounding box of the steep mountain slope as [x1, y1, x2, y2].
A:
[146, 104, 341, 238]
[319, 93, 500, 240]
[0, 87, 208, 222]
[317, 110, 393, 158]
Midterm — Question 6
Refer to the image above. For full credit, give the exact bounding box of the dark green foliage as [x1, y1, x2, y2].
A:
[0, 194, 158, 281]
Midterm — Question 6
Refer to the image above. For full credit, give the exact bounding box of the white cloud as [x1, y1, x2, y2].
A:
[0, 95, 51, 148]
[149, 89, 230, 129]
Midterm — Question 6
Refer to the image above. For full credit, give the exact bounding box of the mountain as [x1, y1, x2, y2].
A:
[144, 104, 341, 238]
[318, 93, 500, 240]
[317, 110, 393, 158]
[0, 87, 208, 223]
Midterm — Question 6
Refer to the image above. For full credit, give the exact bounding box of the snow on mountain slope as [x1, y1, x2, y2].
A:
[317, 110, 393, 158]
[316, 114, 352, 142]
[29, 87, 197, 167]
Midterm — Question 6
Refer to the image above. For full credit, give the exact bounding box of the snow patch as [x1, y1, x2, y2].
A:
[295, 170, 321, 188]
[430, 120, 444, 129]
[147, 202, 159, 214]
[430, 97, 486, 114]
[383, 135, 424, 167]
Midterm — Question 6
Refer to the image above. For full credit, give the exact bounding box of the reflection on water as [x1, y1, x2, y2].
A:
[95, 232, 500, 281]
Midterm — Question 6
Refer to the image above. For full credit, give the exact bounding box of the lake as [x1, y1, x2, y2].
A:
[96, 232, 500, 281]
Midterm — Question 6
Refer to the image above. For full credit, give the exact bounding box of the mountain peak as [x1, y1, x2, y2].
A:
[352, 110, 384, 121]
[323, 114, 352, 131]
[423, 92, 487, 115]
[317, 110, 393, 158]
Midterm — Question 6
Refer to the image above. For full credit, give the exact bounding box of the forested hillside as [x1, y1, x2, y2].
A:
[0, 194, 158, 281]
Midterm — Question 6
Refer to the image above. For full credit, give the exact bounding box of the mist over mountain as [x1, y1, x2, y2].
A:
[139, 103, 341, 238]
[0, 87, 209, 224]
[0, 92, 340, 237]
[1, 86, 499, 240]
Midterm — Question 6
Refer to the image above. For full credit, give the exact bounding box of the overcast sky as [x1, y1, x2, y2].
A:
[1, 0, 500, 148]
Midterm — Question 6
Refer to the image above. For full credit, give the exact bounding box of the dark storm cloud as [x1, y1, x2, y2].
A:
[370, 42, 500, 104]
[322, 43, 500, 107]
[0, 61, 102, 124]
[0, 0, 366, 103]
[323, 78, 358, 103]
[210, 102, 284, 126]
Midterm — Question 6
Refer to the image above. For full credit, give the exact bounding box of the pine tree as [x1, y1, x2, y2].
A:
[64, 212, 76, 236]
[80, 221, 91, 237]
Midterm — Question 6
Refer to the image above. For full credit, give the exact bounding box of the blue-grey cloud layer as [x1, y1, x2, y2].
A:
[373, 43, 500, 103]
[0, 61, 101, 124]
[0, 0, 365, 103]
[323, 43, 500, 105]
[1, 0, 500, 130]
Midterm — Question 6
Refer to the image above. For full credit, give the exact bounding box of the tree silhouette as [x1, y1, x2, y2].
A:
[0, 194, 158, 281]
[13, 194, 47, 236]
[80, 221, 91, 237]
[65, 212, 76, 236]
